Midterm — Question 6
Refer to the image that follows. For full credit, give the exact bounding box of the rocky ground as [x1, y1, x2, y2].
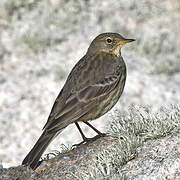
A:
[0, 105, 179, 179]
[1, 135, 179, 180]
[0, 0, 180, 169]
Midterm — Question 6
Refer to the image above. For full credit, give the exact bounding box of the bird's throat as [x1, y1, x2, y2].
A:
[111, 46, 121, 57]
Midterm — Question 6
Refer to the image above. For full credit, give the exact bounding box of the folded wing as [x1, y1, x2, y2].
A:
[44, 74, 120, 133]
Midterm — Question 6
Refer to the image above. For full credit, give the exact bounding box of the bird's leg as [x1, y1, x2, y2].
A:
[84, 122, 106, 137]
[73, 122, 106, 147]
[75, 122, 88, 142]
[73, 122, 90, 147]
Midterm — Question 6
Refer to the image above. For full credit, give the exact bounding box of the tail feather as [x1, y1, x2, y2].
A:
[22, 131, 56, 170]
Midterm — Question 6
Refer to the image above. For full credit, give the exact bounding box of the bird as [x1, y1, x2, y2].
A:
[22, 32, 135, 170]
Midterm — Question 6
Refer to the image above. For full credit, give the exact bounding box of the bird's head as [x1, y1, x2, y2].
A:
[87, 33, 135, 56]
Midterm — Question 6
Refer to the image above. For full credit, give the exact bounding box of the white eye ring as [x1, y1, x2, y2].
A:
[106, 38, 112, 44]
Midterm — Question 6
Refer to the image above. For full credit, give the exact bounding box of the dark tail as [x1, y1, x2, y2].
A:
[22, 131, 57, 170]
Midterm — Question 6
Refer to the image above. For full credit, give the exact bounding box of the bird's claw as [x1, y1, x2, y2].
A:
[72, 133, 106, 147]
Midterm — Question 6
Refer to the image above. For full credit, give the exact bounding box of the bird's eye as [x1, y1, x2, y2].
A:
[106, 38, 112, 44]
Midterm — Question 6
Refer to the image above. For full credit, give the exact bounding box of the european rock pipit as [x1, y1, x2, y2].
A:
[22, 32, 135, 170]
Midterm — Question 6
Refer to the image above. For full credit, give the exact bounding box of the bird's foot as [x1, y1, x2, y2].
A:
[72, 133, 106, 147]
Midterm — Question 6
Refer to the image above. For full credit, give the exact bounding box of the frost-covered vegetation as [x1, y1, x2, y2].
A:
[81, 105, 180, 179]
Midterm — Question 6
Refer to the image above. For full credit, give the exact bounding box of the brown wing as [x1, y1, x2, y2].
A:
[44, 74, 121, 133]
[42, 56, 87, 130]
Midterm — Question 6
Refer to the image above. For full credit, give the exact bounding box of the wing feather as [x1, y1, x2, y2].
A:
[45, 75, 120, 132]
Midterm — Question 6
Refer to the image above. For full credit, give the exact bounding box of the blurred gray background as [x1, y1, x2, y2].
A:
[0, 0, 180, 167]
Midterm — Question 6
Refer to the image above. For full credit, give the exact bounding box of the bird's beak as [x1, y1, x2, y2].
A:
[117, 38, 135, 45]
